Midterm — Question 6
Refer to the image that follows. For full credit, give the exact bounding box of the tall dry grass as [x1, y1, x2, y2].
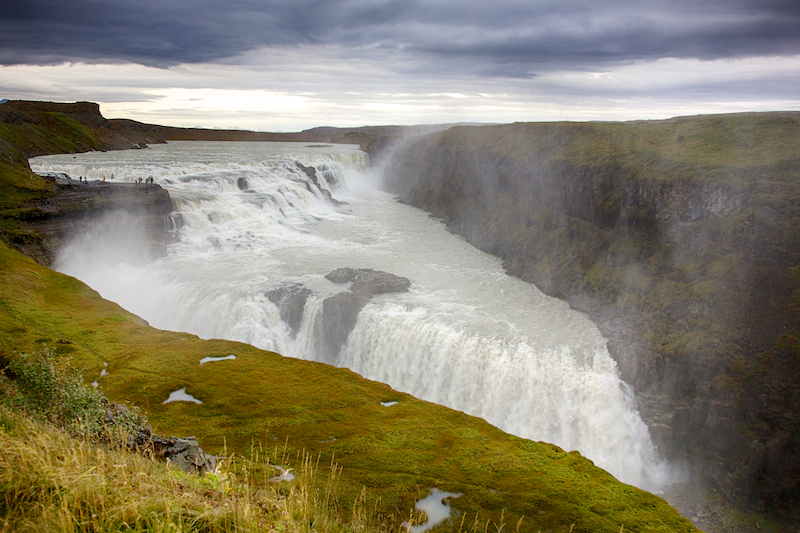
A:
[0, 407, 534, 533]
[0, 407, 388, 533]
[0, 349, 389, 533]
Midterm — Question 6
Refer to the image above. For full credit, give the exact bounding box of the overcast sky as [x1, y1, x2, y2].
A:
[2, 0, 799, 131]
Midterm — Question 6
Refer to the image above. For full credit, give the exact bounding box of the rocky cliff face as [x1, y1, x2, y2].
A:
[13, 176, 178, 267]
[378, 114, 800, 514]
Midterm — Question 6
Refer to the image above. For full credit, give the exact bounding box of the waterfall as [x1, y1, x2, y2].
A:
[30, 141, 672, 491]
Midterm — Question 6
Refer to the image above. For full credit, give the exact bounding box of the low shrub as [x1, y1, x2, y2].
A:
[0, 349, 147, 442]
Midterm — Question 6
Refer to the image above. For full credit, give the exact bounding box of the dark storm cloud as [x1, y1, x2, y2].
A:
[2, 0, 799, 74]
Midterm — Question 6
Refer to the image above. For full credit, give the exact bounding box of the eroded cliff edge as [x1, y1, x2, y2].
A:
[14, 176, 177, 267]
[376, 114, 800, 514]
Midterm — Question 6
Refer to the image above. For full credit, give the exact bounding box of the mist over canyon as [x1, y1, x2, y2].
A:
[374, 115, 800, 513]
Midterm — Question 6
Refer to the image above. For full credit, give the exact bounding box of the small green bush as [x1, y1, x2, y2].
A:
[0, 349, 147, 441]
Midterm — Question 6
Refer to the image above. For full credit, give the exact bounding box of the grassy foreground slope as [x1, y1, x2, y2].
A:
[0, 244, 695, 533]
[0, 397, 318, 532]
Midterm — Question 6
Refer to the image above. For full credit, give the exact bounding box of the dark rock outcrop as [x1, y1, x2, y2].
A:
[265, 269, 410, 355]
[379, 114, 800, 514]
[105, 402, 216, 475]
[266, 283, 313, 337]
[150, 435, 216, 475]
[126, 431, 216, 475]
[14, 177, 179, 267]
[296, 162, 347, 207]
[319, 268, 410, 362]
[325, 267, 412, 295]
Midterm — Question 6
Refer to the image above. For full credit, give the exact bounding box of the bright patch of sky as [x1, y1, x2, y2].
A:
[1, 1, 799, 130]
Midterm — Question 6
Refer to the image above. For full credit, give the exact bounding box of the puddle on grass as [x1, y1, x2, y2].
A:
[381, 401, 398, 407]
[93, 362, 110, 387]
[269, 465, 295, 482]
[403, 489, 462, 533]
[163, 388, 203, 404]
[199, 354, 237, 365]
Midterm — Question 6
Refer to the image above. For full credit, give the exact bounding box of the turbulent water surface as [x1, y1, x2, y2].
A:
[31, 141, 670, 490]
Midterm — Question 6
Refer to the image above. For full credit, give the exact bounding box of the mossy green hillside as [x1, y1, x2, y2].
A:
[0, 240, 695, 532]
[435, 113, 800, 175]
[0, 109, 102, 167]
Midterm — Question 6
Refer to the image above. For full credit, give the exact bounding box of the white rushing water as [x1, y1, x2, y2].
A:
[31, 141, 670, 490]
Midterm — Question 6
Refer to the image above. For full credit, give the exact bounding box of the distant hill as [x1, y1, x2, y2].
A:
[0, 99, 468, 164]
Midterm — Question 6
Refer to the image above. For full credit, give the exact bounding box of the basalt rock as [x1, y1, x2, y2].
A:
[132, 433, 217, 475]
[266, 283, 313, 337]
[296, 162, 347, 207]
[15, 177, 180, 267]
[319, 268, 411, 362]
[104, 402, 216, 475]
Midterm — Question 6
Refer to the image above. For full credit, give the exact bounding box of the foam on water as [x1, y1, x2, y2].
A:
[31, 141, 672, 491]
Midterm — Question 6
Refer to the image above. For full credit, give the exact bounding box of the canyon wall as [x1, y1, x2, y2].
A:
[376, 115, 800, 512]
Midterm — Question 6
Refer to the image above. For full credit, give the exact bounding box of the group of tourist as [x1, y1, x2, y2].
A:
[73, 175, 157, 188]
